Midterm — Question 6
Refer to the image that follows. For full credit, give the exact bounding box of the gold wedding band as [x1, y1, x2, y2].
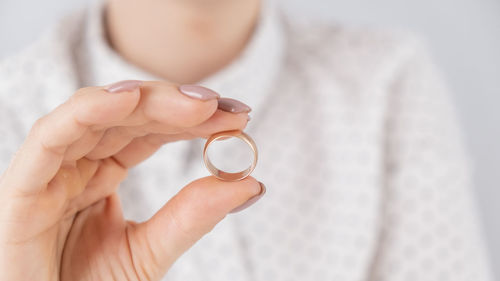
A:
[203, 130, 258, 181]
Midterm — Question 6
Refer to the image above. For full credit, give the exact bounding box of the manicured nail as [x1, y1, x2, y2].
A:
[218, 98, 252, 113]
[230, 182, 266, 213]
[105, 80, 142, 93]
[179, 85, 220, 100]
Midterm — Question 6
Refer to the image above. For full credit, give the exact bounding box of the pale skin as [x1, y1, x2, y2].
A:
[0, 0, 262, 280]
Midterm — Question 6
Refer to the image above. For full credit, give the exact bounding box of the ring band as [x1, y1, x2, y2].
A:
[203, 130, 258, 181]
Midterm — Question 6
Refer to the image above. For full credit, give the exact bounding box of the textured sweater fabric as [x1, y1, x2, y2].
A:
[0, 0, 492, 280]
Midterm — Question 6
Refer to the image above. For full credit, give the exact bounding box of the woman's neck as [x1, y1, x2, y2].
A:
[105, 0, 261, 84]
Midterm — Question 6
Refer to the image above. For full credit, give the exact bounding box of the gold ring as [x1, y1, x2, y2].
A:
[203, 130, 258, 181]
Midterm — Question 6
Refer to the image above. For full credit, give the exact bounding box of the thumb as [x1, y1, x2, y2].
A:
[126, 176, 265, 280]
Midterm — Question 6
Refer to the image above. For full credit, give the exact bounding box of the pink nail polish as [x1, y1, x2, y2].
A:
[218, 98, 252, 113]
[105, 80, 143, 93]
[230, 182, 266, 213]
[179, 85, 220, 100]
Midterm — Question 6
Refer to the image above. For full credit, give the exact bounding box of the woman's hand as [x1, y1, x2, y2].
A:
[0, 80, 264, 281]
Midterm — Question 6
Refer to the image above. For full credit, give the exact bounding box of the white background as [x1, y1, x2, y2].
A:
[1, 0, 499, 277]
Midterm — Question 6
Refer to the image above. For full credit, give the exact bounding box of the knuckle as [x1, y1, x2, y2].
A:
[29, 114, 66, 155]
[67, 87, 93, 110]
[68, 92, 87, 112]
[30, 116, 46, 134]
[166, 200, 200, 243]
[29, 116, 50, 144]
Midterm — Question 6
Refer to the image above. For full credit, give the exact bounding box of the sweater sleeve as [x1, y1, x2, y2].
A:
[369, 39, 493, 281]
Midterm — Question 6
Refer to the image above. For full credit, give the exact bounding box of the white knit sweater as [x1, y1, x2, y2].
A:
[0, 0, 492, 280]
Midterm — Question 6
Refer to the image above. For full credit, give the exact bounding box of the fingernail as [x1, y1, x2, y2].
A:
[230, 182, 266, 213]
[218, 98, 252, 113]
[105, 80, 142, 93]
[179, 84, 220, 100]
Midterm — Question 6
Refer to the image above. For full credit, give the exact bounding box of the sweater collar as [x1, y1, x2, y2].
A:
[81, 0, 285, 118]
